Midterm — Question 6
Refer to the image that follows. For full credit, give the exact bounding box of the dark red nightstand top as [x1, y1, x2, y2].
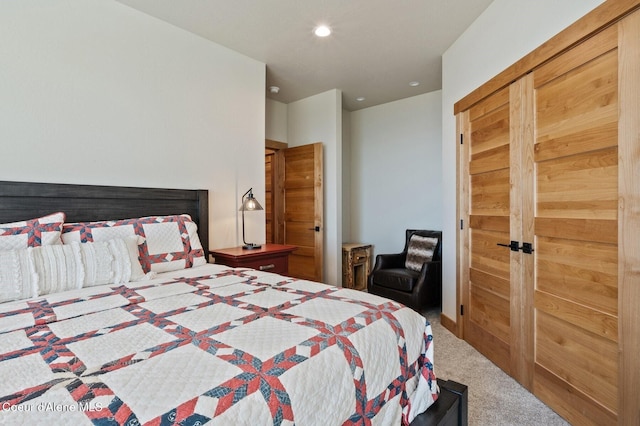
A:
[210, 244, 297, 261]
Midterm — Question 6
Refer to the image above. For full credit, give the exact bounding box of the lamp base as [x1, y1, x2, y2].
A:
[242, 243, 262, 250]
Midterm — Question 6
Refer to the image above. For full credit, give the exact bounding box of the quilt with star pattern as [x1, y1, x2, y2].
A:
[0, 263, 438, 425]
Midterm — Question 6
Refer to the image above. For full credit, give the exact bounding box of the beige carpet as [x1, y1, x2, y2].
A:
[423, 310, 569, 426]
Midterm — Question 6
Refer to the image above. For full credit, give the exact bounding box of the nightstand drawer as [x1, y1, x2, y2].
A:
[351, 248, 370, 265]
[237, 254, 288, 274]
[210, 244, 297, 276]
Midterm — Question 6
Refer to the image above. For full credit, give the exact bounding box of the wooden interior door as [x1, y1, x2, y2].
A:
[282, 143, 323, 282]
[265, 139, 288, 245]
[265, 148, 275, 243]
[529, 25, 620, 425]
[460, 86, 515, 376]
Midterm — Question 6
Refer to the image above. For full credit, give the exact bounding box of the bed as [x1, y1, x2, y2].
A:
[0, 181, 466, 425]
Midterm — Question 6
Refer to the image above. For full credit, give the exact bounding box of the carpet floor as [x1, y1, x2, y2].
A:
[423, 310, 570, 426]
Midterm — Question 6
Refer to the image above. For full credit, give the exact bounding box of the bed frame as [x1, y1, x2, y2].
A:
[0, 180, 209, 255]
[412, 379, 468, 426]
[0, 180, 467, 425]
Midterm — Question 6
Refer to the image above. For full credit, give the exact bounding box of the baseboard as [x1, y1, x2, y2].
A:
[440, 312, 459, 337]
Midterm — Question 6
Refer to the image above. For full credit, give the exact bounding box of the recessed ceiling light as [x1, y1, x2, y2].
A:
[314, 25, 331, 37]
[269, 86, 280, 94]
[409, 81, 420, 87]
[356, 97, 365, 102]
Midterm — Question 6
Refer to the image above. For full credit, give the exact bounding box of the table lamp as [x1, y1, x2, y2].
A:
[239, 188, 264, 250]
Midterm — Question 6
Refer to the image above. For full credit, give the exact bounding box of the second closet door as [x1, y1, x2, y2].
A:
[529, 24, 619, 425]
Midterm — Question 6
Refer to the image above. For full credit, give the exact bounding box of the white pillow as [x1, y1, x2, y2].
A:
[61, 214, 205, 274]
[0, 212, 65, 250]
[75, 236, 148, 285]
[121, 235, 148, 282]
[0, 237, 150, 301]
[30, 244, 84, 296]
[0, 249, 38, 303]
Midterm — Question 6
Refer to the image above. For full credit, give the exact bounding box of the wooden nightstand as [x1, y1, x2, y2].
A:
[342, 243, 372, 290]
[210, 244, 297, 275]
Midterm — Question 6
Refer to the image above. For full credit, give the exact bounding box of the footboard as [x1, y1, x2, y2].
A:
[411, 379, 468, 426]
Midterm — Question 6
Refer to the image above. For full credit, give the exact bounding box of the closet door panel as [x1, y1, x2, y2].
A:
[536, 236, 618, 315]
[536, 146, 618, 219]
[535, 312, 618, 423]
[531, 25, 619, 424]
[464, 87, 513, 374]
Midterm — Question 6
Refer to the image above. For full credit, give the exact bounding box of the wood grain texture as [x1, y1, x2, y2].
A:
[456, 2, 640, 424]
[535, 290, 618, 342]
[265, 152, 274, 243]
[282, 143, 323, 282]
[456, 110, 470, 338]
[617, 9, 640, 423]
[454, 0, 640, 114]
[509, 76, 535, 388]
[536, 311, 618, 414]
[469, 169, 510, 217]
[535, 217, 617, 244]
[464, 318, 510, 374]
[534, 363, 617, 426]
[533, 24, 618, 88]
[0, 181, 209, 255]
[536, 236, 618, 315]
[439, 312, 459, 338]
[463, 85, 513, 377]
[531, 23, 620, 423]
[470, 229, 510, 281]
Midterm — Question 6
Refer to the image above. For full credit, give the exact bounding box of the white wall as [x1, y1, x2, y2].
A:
[287, 89, 342, 286]
[349, 92, 442, 257]
[441, 0, 605, 320]
[0, 0, 266, 251]
[341, 110, 352, 242]
[266, 99, 288, 142]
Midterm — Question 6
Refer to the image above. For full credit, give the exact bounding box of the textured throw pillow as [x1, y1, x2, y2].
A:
[73, 238, 136, 287]
[405, 235, 438, 272]
[61, 214, 206, 274]
[30, 244, 85, 296]
[0, 212, 65, 250]
[0, 249, 38, 303]
[0, 237, 142, 302]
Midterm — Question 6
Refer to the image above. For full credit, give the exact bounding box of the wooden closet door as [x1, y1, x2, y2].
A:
[456, 4, 640, 424]
[460, 86, 515, 375]
[530, 25, 619, 425]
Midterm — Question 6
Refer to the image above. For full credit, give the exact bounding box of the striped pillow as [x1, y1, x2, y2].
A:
[405, 235, 438, 272]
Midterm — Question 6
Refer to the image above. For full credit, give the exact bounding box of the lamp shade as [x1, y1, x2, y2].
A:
[240, 192, 263, 212]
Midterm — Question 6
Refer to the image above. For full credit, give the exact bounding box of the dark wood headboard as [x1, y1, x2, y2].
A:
[0, 181, 209, 255]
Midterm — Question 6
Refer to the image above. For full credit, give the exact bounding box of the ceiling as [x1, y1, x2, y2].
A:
[115, 0, 494, 111]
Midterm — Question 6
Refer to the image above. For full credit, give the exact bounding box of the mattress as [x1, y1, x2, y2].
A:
[0, 263, 438, 425]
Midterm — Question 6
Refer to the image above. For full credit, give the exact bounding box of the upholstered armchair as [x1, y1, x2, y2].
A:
[367, 230, 442, 312]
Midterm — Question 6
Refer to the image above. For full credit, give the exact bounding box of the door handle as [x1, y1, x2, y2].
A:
[496, 241, 534, 254]
[497, 241, 520, 251]
[307, 226, 321, 232]
[521, 242, 534, 254]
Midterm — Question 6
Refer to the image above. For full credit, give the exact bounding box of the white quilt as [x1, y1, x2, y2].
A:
[0, 264, 438, 425]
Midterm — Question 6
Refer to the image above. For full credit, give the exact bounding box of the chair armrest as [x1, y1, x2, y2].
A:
[371, 253, 406, 271]
[419, 259, 441, 280]
[412, 260, 442, 294]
